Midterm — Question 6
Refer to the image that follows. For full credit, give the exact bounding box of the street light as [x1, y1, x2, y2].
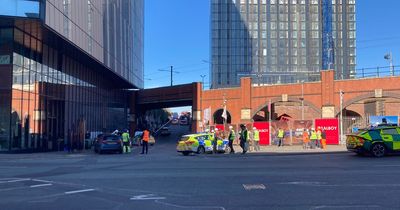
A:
[339, 90, 344, 145]
[200, 75, 206, 90]
[384, 52, 394, 76]
[300, 80, 305, 120]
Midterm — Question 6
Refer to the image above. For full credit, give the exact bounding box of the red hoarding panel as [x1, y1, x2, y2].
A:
[253, 122, 270, 145]
[216, 124, 224, 131]
[315, 119, 339, 145]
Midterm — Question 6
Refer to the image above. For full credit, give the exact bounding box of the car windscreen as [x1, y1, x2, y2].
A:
[381, 128, 399, 135]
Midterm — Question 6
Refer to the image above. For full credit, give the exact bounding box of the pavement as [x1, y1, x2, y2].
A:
[234, 144, 347, 154]
[1, 125, 399, 210]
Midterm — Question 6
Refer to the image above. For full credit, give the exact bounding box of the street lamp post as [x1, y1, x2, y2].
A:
[301, 81, 304, 120]
[200, 75, 206, 90]
[339, 90, 344, 145]
[384, 52, 394, 76]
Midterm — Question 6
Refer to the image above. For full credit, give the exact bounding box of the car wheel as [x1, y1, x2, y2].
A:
[371, 143, 386, 157]
[197, 146, 205, 154]
[224, 146, 231, 154]
[182, 151, 190, 156]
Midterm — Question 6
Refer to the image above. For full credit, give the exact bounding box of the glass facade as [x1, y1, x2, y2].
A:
[0, 0, 144, 152]
[210, 0, 356, 88]
[45, 0, 144, 88]
[0, 0, 40, 18]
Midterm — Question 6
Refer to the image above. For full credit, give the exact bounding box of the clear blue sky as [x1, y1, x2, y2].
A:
[144, 0, 400, 89]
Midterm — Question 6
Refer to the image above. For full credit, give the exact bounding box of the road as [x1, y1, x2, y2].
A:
[1, 124, 400, 210]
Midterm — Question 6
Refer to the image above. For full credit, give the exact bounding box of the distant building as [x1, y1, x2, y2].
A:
[210, 0, 356, 88]
[0, 0, 144, 152]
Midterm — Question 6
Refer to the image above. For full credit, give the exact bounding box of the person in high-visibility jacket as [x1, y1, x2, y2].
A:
[212, 128, 219, 154]
[253, 127, 260, 151]
[140, 128, 150, 154]
[239, 124, 248, 154]
[321, 128, 327, 149]
[121, 129, 130, 153]
[228, 126, 236, 154]
[316, 128, 322, 149]
[302, 129, 310, 149]
[277, 128, 285, 147]
[310, 128, 318, 149]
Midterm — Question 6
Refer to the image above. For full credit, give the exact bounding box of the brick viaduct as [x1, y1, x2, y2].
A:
[132, 70, 400, 133]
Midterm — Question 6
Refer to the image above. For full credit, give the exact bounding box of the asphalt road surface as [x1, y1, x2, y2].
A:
[1, 124, 400, 210]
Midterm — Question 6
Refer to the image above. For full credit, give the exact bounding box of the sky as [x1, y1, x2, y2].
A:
[144, 0, 210, 89]
[144, 0, 400, 112]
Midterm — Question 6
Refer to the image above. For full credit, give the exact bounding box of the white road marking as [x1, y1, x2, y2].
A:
[242, 184, 266, 190]
[282, 181, 328, 186]
[32, 179, 54, 183]
[30, 183, 53, 188]
[130, 194, 166, 200]
[64, 189, 95, 195]
[0, 178, 31, 184]
[154, 200, 226, 210]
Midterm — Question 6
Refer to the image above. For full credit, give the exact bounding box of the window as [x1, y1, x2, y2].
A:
[382, 129, 399, 135]
[0, 0, 40, 18]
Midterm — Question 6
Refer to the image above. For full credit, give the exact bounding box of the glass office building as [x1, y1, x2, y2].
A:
[210, 0, 356, 88]
[0, 0, 144, 152]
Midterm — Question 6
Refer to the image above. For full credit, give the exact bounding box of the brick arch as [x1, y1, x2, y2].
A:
[252, 97, 321, 117]
[336, 92, 400, 116]
[213, 108, 232, 124]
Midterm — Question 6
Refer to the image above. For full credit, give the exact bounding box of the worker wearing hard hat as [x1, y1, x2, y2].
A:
[228, 126, 235, 154]
[212, 128, 218, 154]
[253, 127, 260, 151]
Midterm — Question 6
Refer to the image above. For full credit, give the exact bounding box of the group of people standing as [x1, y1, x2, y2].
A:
[225, 124, 260, 154]
[119, 128, 150, 154]
[302, 128, 327, 149]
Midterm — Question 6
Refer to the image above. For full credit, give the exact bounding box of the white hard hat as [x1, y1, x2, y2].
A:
[253, 127, 257, 130]
[215, 128, 218, 131]
[205, 129, 210, 132]
[211, 130, 215, 133]
[229, 126, 233, 129]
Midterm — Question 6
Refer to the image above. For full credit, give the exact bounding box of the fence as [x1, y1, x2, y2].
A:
[351, 65, 400, 79]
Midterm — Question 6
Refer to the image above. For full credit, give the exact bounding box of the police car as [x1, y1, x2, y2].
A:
[176, 133, 229, 156]
[346, 125, 400, 157]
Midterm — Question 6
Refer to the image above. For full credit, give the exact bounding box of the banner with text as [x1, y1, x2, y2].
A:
[253, 122, 270, 145]
[315, 118, 339, 145]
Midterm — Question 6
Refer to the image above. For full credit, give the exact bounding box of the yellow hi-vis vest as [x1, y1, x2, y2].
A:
[253, 130, 260, 141]
[229, 130, 236, 140]
[122, 132, 130, 142]
[278, 129, 284, 138]
[316, 130, 322, 140]
[310, 131, 317, 140]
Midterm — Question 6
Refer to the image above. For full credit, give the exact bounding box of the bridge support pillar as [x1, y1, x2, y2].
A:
[192, 83, 202, 133]
[240, 77, 252, 124]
